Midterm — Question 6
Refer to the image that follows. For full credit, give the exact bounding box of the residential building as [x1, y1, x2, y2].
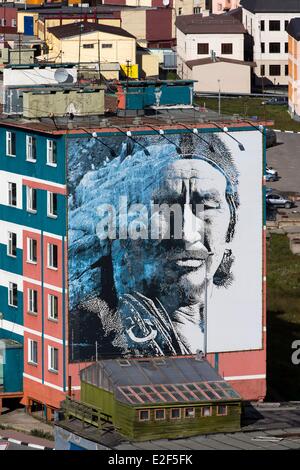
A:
[176, 14, 252, 92]
[40, 22, 137, 80]
[0, 5, 18, 32]
[241, 0, 300, 86]
[0, 79, 267, 419]
[287, 18, 300, 120]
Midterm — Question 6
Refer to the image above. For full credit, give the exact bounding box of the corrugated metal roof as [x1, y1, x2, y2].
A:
[48, 21, 136, 40]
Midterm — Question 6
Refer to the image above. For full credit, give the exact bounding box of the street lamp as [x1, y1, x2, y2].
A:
[203, 251, 214, 357]
[218, 79, 221, 116]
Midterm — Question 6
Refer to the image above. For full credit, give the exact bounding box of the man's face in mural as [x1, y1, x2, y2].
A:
[111, 159, 231, 312]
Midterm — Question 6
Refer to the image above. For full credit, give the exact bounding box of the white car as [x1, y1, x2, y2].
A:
[266, 193, 293, 209]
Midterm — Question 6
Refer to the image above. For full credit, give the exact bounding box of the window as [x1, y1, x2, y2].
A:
[269, 42, 280, 53]
[184, 407, 195, 418]
[269, 64, 281, 76]
[178, 7, 182, 15]
[47, 140, 57, 166]
[47, 243, 58, 269]
[102, 43, 112, 49]
[26, 187, 37, 213]
[12, 19, 17, 27]
[8, 182, 17, 207]
[139, 410, 149, 421]
[193, 7, 202, 14]
[8, 282, 18, 307]
[47, 192, 58, 218]
[217, 405, 228, 416]
[7, 232, 17, 257]
[285, 64, 289, 76]
[27, 238, 37, 264]
[285, 20, 289, 31]
[28, 288, 38, 314]
[155, 409, 165, 420]
[28, 339, 38, 365]
[202, 406, 212, 417]
[48, 294, 58, 321]
[261, 42, 265, 53]
[6, 131, 16, 156]
[260, 20, 265, 31]
[221, 43, 233, 54]
[269, 20, 280, 31]
[48, 346, 59, 372]
[26, 135, 36, 162]
[197, 43, 209, 55]
[171, 408, 181, 419]
[285, 42, 288, 53]
[260, 64, 265, 76]
[83, 43, 94, 49]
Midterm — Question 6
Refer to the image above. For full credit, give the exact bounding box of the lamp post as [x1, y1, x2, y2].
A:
[218, 79, 221, 116]
[203, 252, 214, 357]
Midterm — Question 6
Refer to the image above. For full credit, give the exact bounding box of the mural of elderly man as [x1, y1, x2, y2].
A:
[68, 133, 239, 360]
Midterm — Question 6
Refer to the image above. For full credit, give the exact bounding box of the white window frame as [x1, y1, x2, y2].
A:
[7, 231, 17, 257]
[46, 139, 57, 166]
[47, 191, 58, 219]
[28, 288, 38, 314]
[26, 135, 36, 162]
[8, 282, 18, 308]
[48, 346, 59, 373]
[27, 237, 37, 264]
[48, 294, 58, 321]
[26, 186, 37, 213]
[8, 182, 17, 207]
[170, 408, 181, 420]
[6, 131, 16, 157]
[28, 338, 38, 365]
[47, 243, 58, 270]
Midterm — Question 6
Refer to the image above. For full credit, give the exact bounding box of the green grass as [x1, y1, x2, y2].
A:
[266, 234, 300, 400]
[195, 97, 300, 132]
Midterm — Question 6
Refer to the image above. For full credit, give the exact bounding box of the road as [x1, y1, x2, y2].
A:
[267, 132, 300, 193]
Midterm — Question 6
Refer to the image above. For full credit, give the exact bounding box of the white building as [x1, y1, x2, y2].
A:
[176, 14, 253, 93]
[241, 0, 300, 86]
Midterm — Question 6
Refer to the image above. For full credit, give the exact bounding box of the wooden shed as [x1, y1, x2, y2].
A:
[80, 356, 241, 441]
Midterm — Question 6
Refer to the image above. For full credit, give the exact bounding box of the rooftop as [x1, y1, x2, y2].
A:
[287, 18, 300, 41]
[186, 57, 255, 69]
[81, 357, 241, 406]
[240, 0, 300, 13]
[48, 21, 136, 40]
[175, 14, 246, 35]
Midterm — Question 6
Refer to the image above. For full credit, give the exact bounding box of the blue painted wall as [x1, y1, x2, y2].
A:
[0, 245, 22, 275]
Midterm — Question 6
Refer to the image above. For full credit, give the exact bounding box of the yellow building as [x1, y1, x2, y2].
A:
[41, 22, 137, 80]
[287, 18, 300, 120]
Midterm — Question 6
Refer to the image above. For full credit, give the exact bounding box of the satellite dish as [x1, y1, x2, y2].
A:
[54, 68, 70, 84]
[163, 0, 170, 6]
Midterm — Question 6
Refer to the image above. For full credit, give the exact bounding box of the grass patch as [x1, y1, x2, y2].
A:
[30, 428, 54, 441]
[266, 234, 300, 400]
[195, 96, 300, 132]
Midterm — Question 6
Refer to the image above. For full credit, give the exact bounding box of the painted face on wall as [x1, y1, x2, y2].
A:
[111, 158, 231, 313]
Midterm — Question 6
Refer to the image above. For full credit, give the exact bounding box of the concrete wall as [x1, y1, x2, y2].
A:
[176, 29, 245, 62]
[188, 61, 251, 93]
[136, 52, 159, 78]
[120, 9, 146, 42]
[22, 89, 105, 118]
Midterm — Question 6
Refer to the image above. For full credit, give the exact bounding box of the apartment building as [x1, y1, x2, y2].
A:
[287, 18, 300, 120]
[241, 0, 300, 86]
[176, 14, 253, 92]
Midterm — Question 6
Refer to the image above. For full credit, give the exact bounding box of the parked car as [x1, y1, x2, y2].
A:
[266, 187, 273, 194]
[265, 128, 277, 148]
[266, 166, 278, 181]
[265, 96, 288, 105]
[266, 193, 294, 209]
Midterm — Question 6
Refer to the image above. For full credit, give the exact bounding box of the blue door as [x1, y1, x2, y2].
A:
[24, 16, 34, 36]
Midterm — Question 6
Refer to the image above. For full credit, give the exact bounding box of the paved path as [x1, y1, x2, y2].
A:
[267, 132, 300, 193]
